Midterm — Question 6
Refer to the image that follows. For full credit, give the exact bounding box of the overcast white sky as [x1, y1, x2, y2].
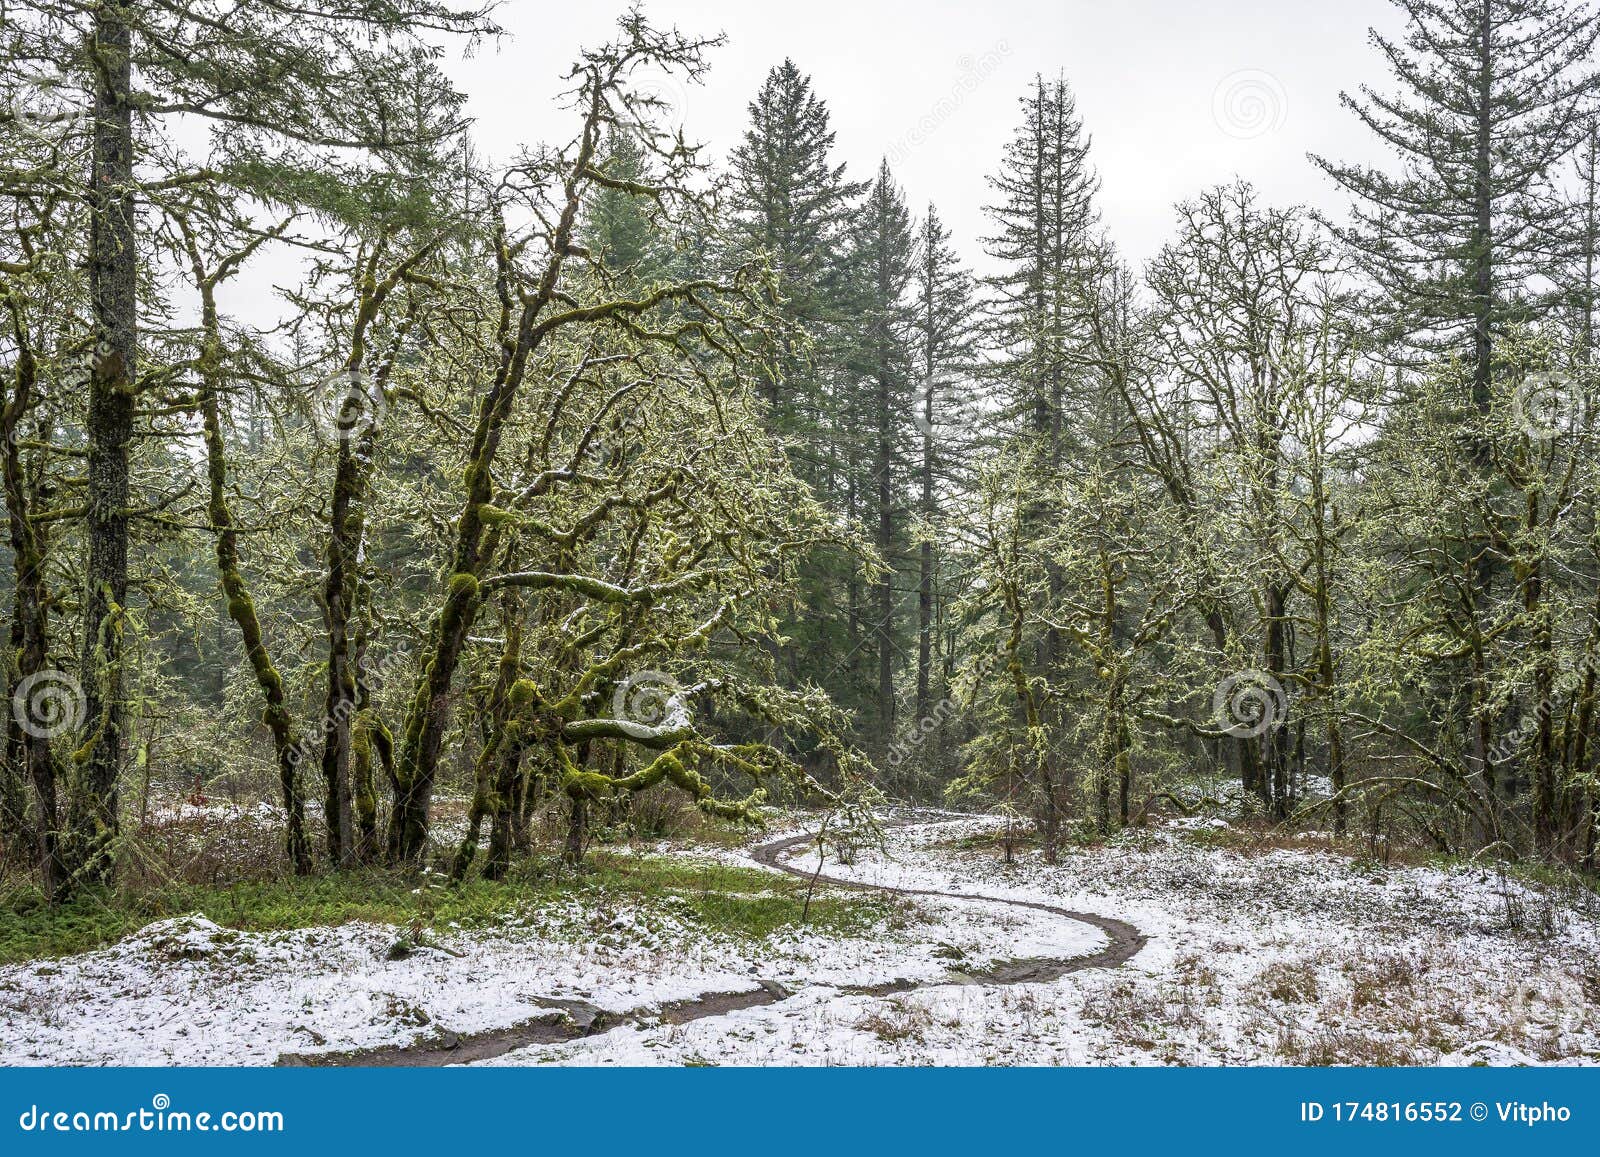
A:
[437, 0, 1407, 272]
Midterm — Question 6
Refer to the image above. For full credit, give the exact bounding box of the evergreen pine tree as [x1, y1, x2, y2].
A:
[727, 60, 867, 720]
[1315, 0, 1600, 821]
[1313, 0, 1600, 406]
[728, 59, 863, 437]
[582, 127, 672, 287]
[844, 161, 917, 750]
[910, 205, 976, 729]
[980, 73, 1101, 794]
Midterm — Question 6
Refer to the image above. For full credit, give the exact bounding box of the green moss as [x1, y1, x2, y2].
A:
[562, 770, 614, 800]
[508, 679, 539, 706]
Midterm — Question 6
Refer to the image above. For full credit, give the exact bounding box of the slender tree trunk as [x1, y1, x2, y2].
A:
[1472, 4, 1494, 418]
[72, 1, 138, 881]
[451, 608, 520, 881]
[482, 735, 528, 881]
[875, 366, 895, 751]
[350, 705, 388, 864]
[1464, 1, 1502, 833]
[320, 437, 362, 866]
[3, 345, 64, 895]
[1264, 582, 1290, 816]
[1524, 495, 1557, 855]
[198, 343, 312, 874]
[916, 394, 934, 725]
[564, 795, 588, 867]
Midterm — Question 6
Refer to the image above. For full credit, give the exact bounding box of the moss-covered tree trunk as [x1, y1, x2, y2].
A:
[319, 274, 412, 867]
[200, 383, 313, 874]
[183, 233, 313, 874]
[320, 434, 362, 866]
[483, 733, 534, 881]
[1263, 579, 1292, 818]
[70, 1, 138, 883]
[2, 336, 65, 895]
[349, 702, 390, 864]
[450, 603, 522, 881]
[564, 794, 589, 867]
[1520, 489, 1559, 856]
[1567, 573, 1600, 868]
[1002, 577, 1058, 862]
[388, 105, 602, 863]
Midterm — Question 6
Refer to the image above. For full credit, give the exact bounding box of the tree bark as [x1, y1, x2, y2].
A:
[71, 1, 138, 882]
[199, 345, 312, 875]
[3, 340, 65, 894]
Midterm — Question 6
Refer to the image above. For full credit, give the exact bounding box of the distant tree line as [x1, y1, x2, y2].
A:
[3, 0, 1600, 899]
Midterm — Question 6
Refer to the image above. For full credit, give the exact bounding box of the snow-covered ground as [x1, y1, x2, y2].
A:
[1, 813, 1595, 1066]
[493, 818, 1600, 1066]
[0, 835, 1098, 1065]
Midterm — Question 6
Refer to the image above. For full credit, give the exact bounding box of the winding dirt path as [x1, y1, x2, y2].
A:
[277, 818, 1145, 1067]
[752, 826, 1147, 984]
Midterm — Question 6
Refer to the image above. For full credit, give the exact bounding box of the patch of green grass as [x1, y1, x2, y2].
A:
[0, 852, 903, 966]
[592, 854, 904, 940]
[1174, 824, 1242, 850]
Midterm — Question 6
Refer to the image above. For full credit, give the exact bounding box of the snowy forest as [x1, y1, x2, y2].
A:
[1, 0, 1600, 1068]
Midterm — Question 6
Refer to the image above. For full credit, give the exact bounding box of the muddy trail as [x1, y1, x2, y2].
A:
[277, 818, 1146, 1067]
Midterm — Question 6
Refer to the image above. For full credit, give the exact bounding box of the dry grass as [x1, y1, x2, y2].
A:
[1258, 959, 1321, 1006]
[1276, 1026, 1423, 1066]
[854, 997, 933, 1044]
